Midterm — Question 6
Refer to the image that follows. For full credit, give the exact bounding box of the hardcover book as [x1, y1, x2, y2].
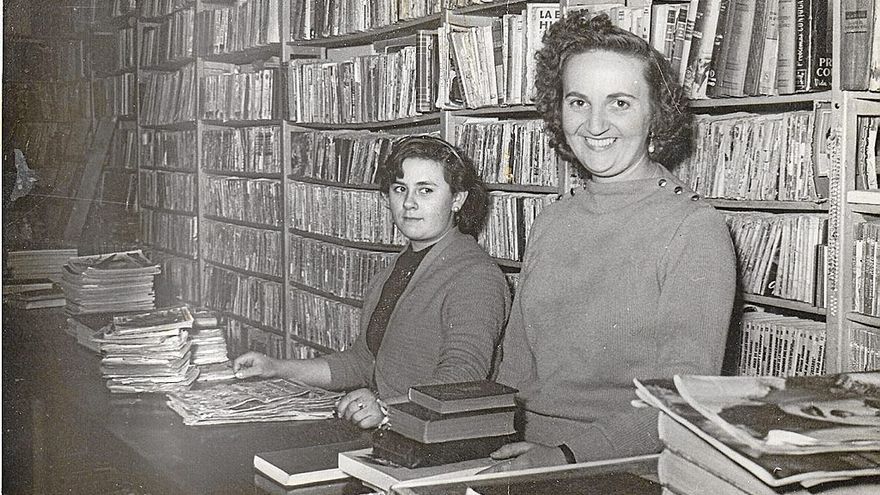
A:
[254, 438, 369, 487]
[371, 428, 519, 469]
[387, 401, 516, 444]
[407, 380, 517, 414]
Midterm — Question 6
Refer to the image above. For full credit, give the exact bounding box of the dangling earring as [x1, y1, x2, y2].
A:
[647, 133, 655, 154]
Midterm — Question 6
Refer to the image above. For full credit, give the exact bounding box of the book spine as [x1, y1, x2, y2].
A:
[793, 0, 812, 92]
[808, 0, 832, 90]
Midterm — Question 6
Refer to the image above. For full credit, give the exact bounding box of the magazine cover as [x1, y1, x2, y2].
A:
[673, 373, 880, 455]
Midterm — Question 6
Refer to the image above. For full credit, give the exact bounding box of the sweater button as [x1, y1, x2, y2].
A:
[674, 186, 683, 194]
[657, 178, 667, 187]
[691, 194, 700, 201]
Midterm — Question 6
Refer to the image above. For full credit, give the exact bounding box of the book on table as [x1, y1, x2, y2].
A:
[254, 438, 369, 488]
[2, 277, 55, 295]
[6, 286, 66, 309]
[407, 380, 517, 414]
[386, 401, 516, 444]
[337, 447, 496, 493]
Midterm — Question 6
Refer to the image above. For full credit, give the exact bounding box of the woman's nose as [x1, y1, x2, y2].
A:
[403, 192, 417, 209]
[584, 108, 608, 135]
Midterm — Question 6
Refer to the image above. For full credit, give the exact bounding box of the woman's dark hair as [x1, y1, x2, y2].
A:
[377, 135, 489, 237]
[534, 12, 693, 169]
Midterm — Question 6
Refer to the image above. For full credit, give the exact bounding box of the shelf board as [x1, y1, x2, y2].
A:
[140, 205, 197, 216]
[706, 199, 829, 212]
[486, 183, 558, 194]
[288, 175, 380, 190]
[848, 191, 880, 214]
[203, 259, 283, 283]
[202, 169, 282, 179]
[140, 57, 196, 72]
[142, 244, 198, 261]
[493, 258, 523, 269]
[288, 281, 364, 308]
[688, 91, 832, 109]
[139, 4, 196, 23]
[287, 334, 338, 355]
[740, 293, 826, 316]
[453, 105, 538, 117]
[91, 13, 137, 33]
[288, 228, 404, 252]
[201, 43, 282, 64]
[140, 165, 197, 174]
[848, 312, 880, 328]
[200, 118, 283, 128]
[291, 13, 442, 48]
[95, 66, 136, 78]
[139, 120, 197, 131]
[224, 313, 284, 337]
[288, 112, 441, 130]
[203, 214, 282, 231]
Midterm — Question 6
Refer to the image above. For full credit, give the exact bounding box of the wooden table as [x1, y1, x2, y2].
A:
[2, 307, 365, 495]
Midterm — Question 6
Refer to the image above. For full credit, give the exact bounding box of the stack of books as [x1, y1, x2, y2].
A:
[634, 372, 880, 495]
[97, 305, 198, 393]
[60, 250, 161, 314]
[374, 380, 519, 469]
[5, 248, 78, 281]
[66, 312, 116, 352]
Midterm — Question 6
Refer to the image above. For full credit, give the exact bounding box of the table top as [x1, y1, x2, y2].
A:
[3, 307, 366, 494]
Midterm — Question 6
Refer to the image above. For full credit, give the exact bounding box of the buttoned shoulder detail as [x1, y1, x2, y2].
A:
[657, 178, 667, 187]
[673, 186, 683, 194]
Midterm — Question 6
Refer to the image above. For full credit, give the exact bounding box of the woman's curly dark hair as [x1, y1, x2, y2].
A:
[377, 135, 489, 238]
[534, 12, 693, 169]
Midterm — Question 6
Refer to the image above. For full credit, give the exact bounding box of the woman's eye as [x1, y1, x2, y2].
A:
[569, 98, 586, 108]
[419, 187, 433, 194]
[613, 99, 630, 109]
[392, 185, 406, 193]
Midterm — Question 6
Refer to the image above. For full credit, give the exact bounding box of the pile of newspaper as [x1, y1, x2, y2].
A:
[189, 309, 235, 382]
[635, 372, 880, 494]
[98, 305, 198, 393]
[5, 248, 78, 281]
[166, 378, 342, 426]
[60, 250, 160, 314]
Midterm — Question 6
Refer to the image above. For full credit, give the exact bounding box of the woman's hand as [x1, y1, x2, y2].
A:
[336, 388, 385, 429]
[232, 351, 280, 379]
[480, 442, 568, 473]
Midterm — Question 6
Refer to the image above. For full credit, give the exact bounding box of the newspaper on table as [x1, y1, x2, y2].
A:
[166, 378, 343, 426]
[633, 374, 880, 488]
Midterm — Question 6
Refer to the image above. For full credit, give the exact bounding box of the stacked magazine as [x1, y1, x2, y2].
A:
[189, 309, 234, 382]
[97, 305, 198, 393]
[634, 372, 880, 495]
[5, 248, 78, 281]
[165, 378, 342, 426]
[60, 250, 160, 314]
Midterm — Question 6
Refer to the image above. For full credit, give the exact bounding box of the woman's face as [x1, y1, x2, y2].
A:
[386, 157, 467, 251]
[561, 50, 655, 182]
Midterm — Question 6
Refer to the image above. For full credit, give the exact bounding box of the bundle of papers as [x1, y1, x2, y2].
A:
[5, 248, 78, 281]
[189, 309, 230, 367]
[634, 372, 880, 491]
[97, 305, 197, 393]
[60, 250, 160, 314]
[166, 378, 343, 426]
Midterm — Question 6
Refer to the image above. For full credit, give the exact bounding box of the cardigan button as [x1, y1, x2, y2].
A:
[691, 194, 700, 201]
[674, 186, 683, 194]
[657, 178, 667, 187]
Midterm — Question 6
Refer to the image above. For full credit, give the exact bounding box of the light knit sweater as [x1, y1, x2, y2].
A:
[324, 228, 511, 400]
[496, 169, 736, 462]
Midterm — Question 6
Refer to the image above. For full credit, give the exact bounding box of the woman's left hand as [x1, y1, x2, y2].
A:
[336, 388, 384, 429]
[480, 442, 568, 473]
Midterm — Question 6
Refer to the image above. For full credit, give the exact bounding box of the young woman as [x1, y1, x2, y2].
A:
[234, 135, 511, 429]
[487, 12, 737, 470]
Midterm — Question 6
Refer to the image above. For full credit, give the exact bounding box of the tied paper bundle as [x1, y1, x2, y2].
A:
[166, 378, 343, 426]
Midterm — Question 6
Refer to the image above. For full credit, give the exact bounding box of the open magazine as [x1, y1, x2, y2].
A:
[633, 375, 880, 487]
[673, 373, 880, 455]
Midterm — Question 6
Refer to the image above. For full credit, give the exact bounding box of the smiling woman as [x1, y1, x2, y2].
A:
[233, 135, 509, 431]
[486, 12, 738, 472]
